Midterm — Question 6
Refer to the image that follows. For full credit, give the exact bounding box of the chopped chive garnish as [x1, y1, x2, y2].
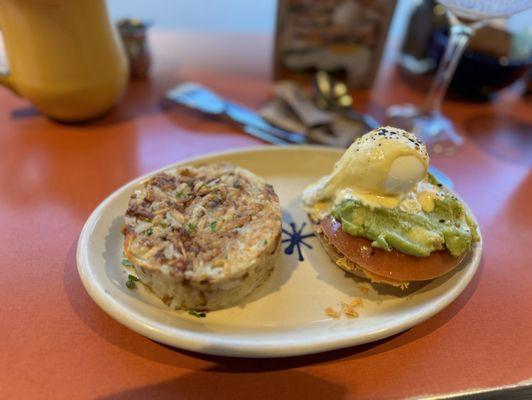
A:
[186, 223, 197, 234]
[121, 259, 133, 267]
[188, 310, 207, 318]
[146, 227, 153, 236]
[126, 274, 140, 289]
[210, 221, 217, 232]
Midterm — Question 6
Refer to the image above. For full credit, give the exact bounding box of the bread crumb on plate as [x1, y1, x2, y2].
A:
[325, 307, 340, 319]
[325, 297, 364, 319]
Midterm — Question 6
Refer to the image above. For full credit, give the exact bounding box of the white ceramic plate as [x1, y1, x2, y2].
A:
[77, 146, 482, 358]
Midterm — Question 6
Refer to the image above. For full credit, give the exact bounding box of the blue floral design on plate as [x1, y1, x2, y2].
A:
[282, 222, 314, 262]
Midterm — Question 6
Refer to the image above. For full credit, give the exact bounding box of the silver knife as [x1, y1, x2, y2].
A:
[166, 82, 306, 145]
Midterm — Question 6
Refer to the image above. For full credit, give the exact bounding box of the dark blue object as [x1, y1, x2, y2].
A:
[282, 222, 314, 262]
[432, 28, 531, 100]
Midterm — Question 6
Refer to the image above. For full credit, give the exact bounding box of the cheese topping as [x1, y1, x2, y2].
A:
[303, 126, 431, 217]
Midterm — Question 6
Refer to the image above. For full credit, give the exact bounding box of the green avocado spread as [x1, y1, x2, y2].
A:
[332, 183, 479, 258]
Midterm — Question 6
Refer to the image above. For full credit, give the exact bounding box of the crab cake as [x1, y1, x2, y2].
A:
[122, 163, 281, 311]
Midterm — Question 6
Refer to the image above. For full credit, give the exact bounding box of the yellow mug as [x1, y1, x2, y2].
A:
[0, 0, 129, 122]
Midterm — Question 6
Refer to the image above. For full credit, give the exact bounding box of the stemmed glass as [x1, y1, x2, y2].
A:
[385, 0, 532, 155]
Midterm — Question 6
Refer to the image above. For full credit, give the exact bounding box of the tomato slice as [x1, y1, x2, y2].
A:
[320, 217, 465, 281]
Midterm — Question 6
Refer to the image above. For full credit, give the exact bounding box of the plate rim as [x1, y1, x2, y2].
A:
[76, 145, 483, 358]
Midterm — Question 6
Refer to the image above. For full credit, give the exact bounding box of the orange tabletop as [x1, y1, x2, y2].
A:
[1, 30, 531, 400]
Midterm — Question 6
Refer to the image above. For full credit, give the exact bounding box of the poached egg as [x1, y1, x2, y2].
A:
[303, 127, 439, 213]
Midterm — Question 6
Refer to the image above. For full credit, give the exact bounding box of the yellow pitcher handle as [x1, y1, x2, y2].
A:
[0, 71, 17, 93]
[0, 34, 18, 94]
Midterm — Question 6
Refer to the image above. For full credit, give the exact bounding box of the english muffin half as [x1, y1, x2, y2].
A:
[122, 163, 281, 310]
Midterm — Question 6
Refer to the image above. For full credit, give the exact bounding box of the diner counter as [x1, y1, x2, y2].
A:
[0, 30, 531, 399]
